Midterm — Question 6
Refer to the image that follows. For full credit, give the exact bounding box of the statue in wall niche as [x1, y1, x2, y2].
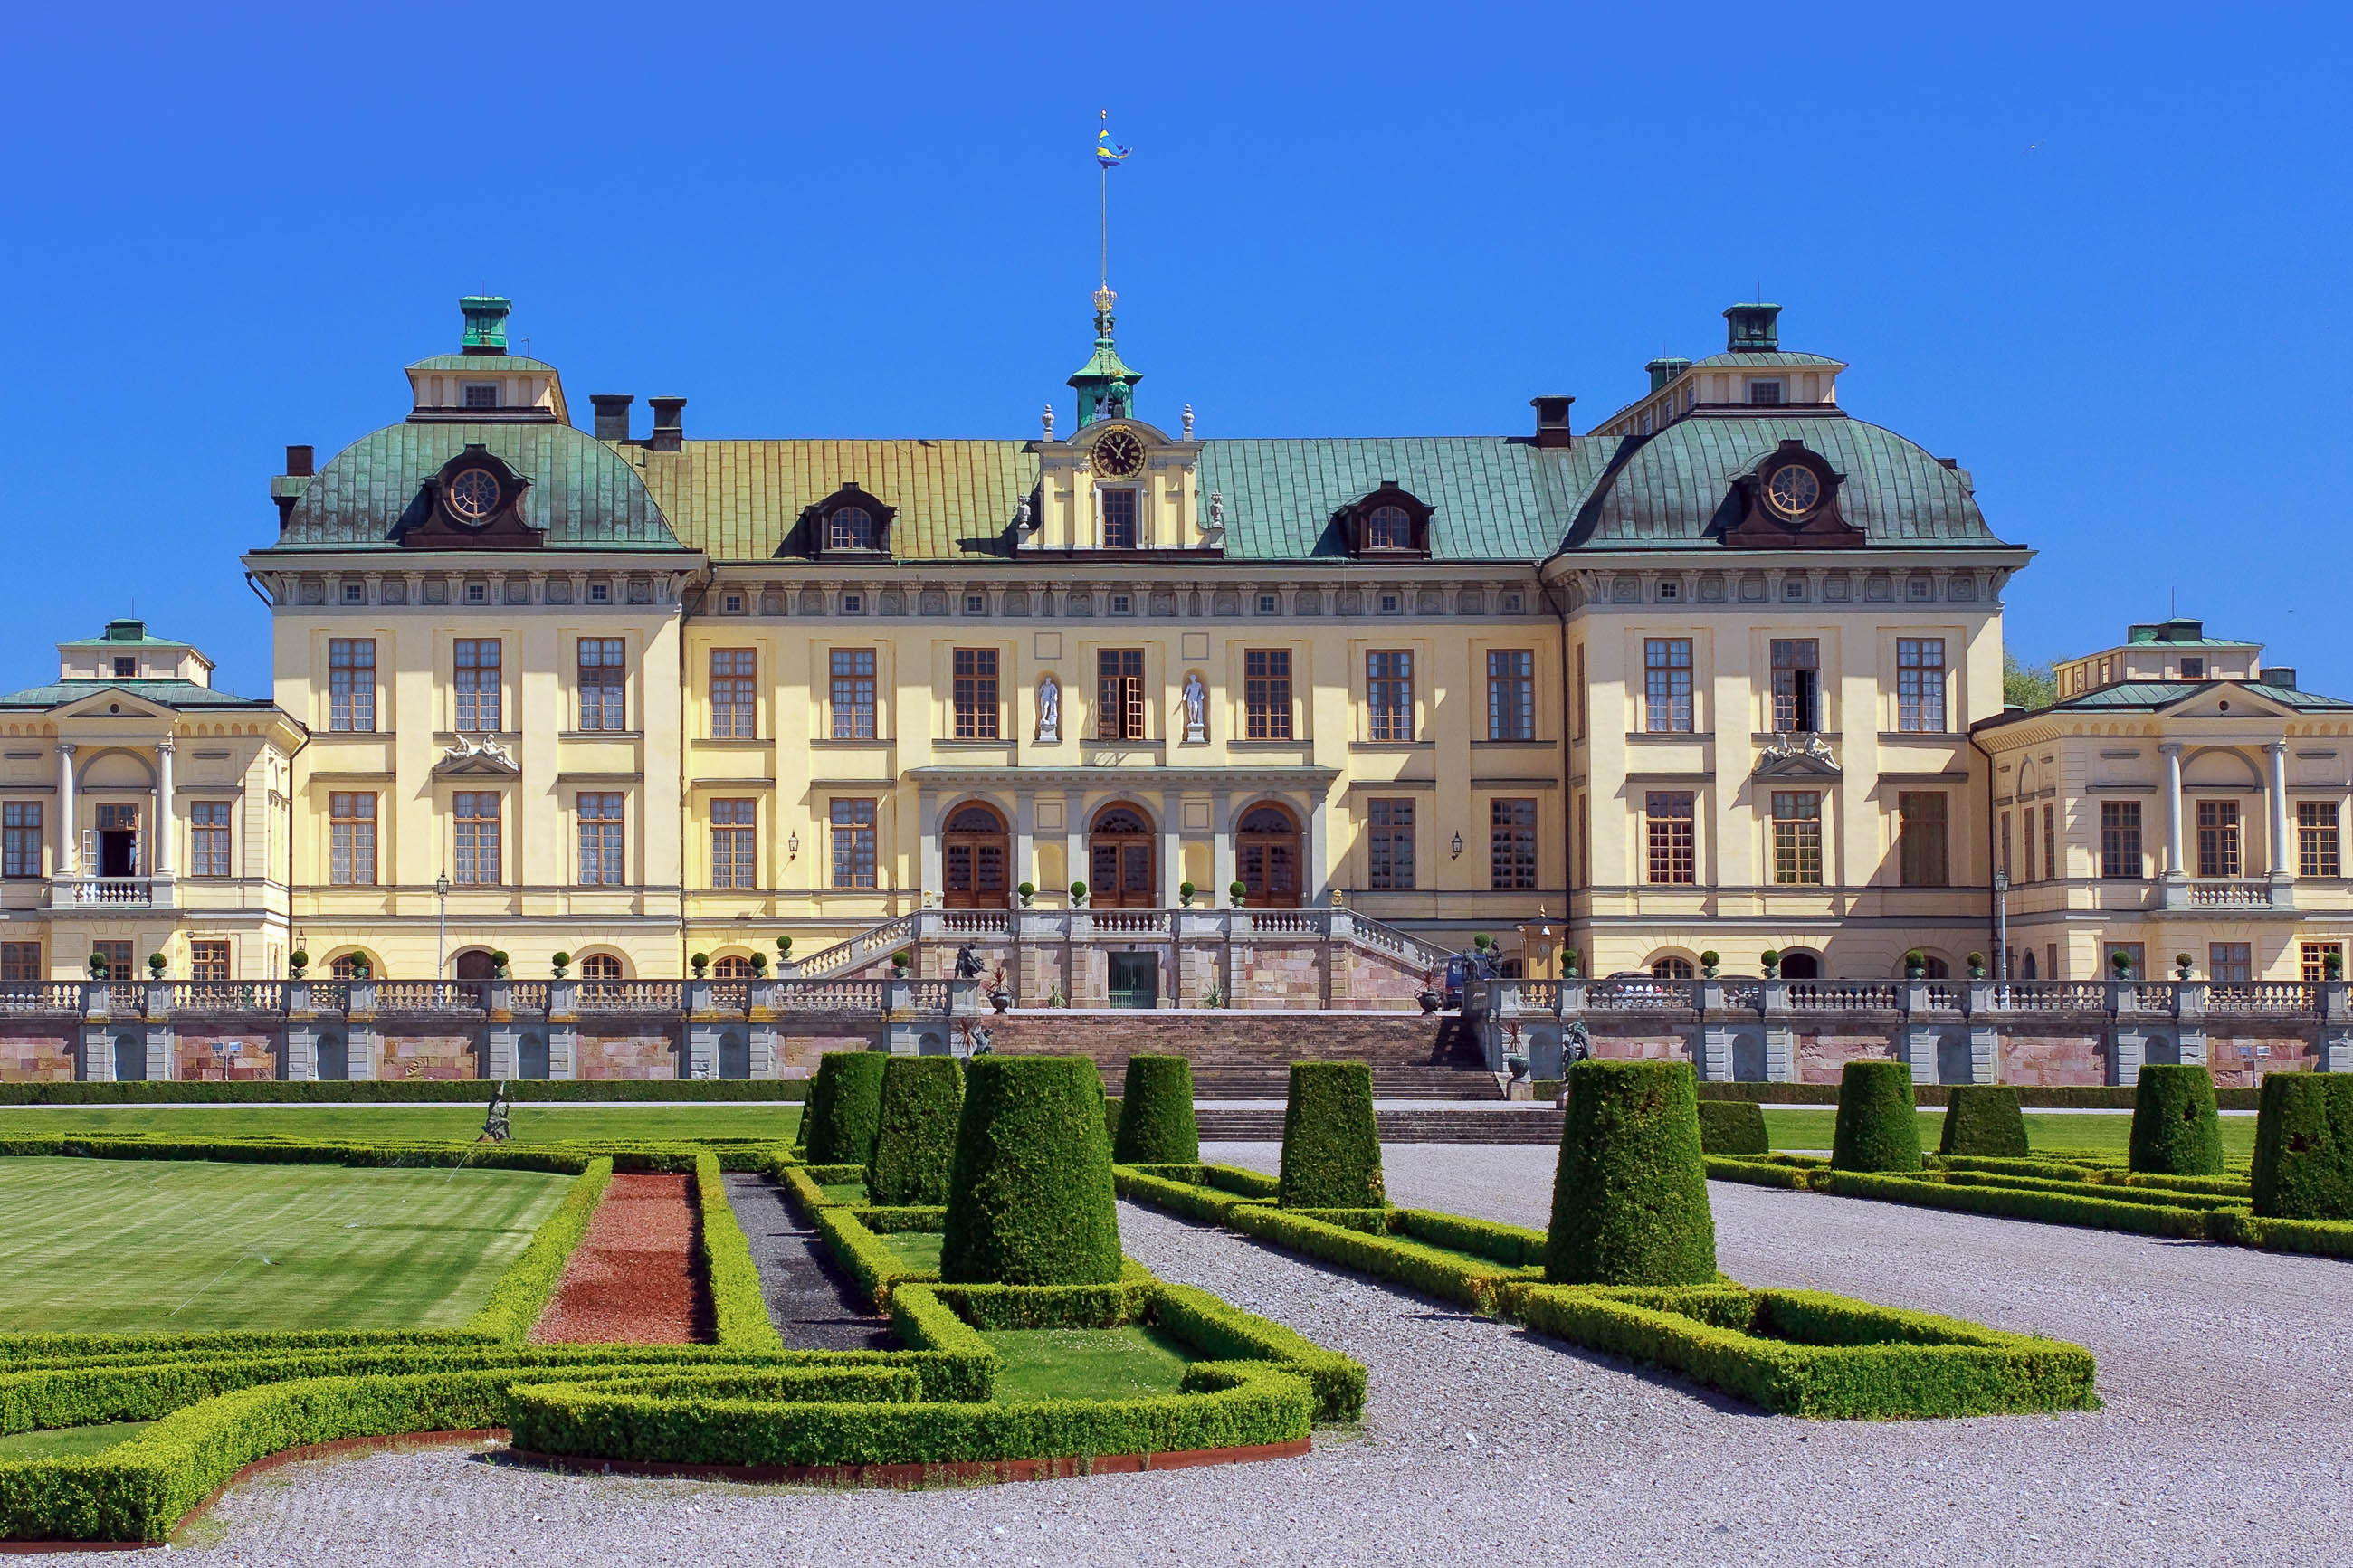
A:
[954, 945, 984, 980]
[1182, 671, 1207, 741]
[1036, 673, 1061, 742]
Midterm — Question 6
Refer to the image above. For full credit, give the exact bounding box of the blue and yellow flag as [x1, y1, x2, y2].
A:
[1095, 109, 1132, 169]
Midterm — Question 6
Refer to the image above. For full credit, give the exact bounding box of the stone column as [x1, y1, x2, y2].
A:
[1210, 790, 1234, 904]
[1306, 790, 1329, 903]
[152, 741, 174, 877]
[917, 786, 942, 902]
[2160, 741, 2186, 878]
[55, 744, 76, 877]
[2267, 740, 2293, 889]
[1157, 789, 1182, 912]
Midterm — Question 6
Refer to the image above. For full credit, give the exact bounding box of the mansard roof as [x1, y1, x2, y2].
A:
[1194, 438, 1597, 562]
[629, 440, 1037, 562]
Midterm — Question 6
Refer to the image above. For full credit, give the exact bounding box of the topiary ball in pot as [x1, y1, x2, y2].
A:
[1939, 1084, 2029, 1157]
[1278, 1061, 1384, 1208]
[2249, 1072, 2353, 1220]
[802, 1050, 891, 1167]
[1696, 1098, 1769, 1157]
[941, 1056, 1123, 1285]
[868, 1055, 965, 1205]
[2128, 1063, 2224, 1175]
[1115, 1054, 1200, 1164]
[1831, 1060, 1923, 1172]
[1545, 1059, 1717, 1285]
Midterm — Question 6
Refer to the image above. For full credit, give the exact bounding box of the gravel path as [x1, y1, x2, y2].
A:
[722, 1172, 894, 1351]
[529, 1173, 701, 1344]
[79, 1144, 2351, 1566]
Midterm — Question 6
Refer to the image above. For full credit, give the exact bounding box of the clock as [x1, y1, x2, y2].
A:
[1092, 428, 1145, 479]
[446, 468, 501, 524]
[1765, 463, 1820, 518]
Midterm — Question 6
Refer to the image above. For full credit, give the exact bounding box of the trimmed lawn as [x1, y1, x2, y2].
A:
[1762, 1108, 2259, 1161]
[0, 1421, 155, 1459]
[820, 1182, 870, 1204]
[0, 1105, 799, 1145]
[877, 1231, 942, 1272]
[981, 1325, 1195, 1404]
[0, 1156, 569, 1331]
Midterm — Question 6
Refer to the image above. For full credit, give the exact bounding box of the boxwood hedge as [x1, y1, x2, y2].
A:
[2129, 1064, 2224, 1175]
[940, 1056, 1123, 1286]
[802, 1050, 891, 1167]
[1546, 1059, 1717, 1287]
[1696, 1099, 1769, 1157]
[1115, 1055, 1200, 1165]
[1939, 1085, 2029, 1158]
[869, 1057, 963, 1206]
[1831, 1060, 1923, 1172]
[2250, 1071, 2353, 1220]
[1276, 1062, 1384, 1210]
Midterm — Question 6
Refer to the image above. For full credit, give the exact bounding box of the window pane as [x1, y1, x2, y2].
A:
[1367, 651, 1414, 742]
[454, 639, 502, 732]
[577, 793, 624, 885]
[1367, 797, 1415, 889]
[952, 649, 1000, 739]
[831, 649, 877, 739]
[1643, 639, 1692, 733]
[1898, 792, 1948, 887]
[1488, 650, 1534, 741]
[2196, 801, 2241, 878]
[1100, 489, 1138, 548]
[1772, 791, 1823, 885]
[2101, 802, 2143, 879]
[2, 802, 40, 879]
[831, 798, 878, 889]
[710, 797, 757, 889]
[1644, 791, 1694, 885]
[1489, 798, 1537, 889]
[329, 639, 376, 732]
[710, 649, 756, 739]
[577, 640, 625, 731]
[1896, 638, 1946, 732]
[1245, 650, 1291, 740]
[329, 792, 376, 886]
[2300, 802, 2341, 878]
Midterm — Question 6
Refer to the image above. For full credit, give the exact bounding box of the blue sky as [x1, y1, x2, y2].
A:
[1, 1, 2346, 697]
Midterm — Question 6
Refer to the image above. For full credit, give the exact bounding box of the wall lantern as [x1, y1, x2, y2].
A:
[786, 832, 801, 860]
[1450, 832, 1464, 859]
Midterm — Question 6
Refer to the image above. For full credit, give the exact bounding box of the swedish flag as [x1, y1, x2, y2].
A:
[1095, 109, 1132, 169]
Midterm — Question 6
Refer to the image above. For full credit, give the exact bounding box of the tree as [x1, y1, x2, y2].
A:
[2003, 651, 2057, 711]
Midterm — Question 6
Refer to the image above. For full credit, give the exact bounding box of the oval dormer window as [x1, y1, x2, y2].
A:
[1366, 505, 1413, 549]
[447, 469, 500, 524]
[1765, 464, 1820, 518]
[827, 506, 876, 551]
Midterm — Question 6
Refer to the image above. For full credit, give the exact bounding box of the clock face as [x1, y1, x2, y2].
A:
[1766, 463, 1820, 518]
[1092, 428, 1145, 479]
[446, 468, 500, 524]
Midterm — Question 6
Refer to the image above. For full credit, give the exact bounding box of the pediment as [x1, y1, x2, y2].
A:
[2156, 684, 2291, 720]
[433, 736, 520, 776]
[62, 689, 159, 720]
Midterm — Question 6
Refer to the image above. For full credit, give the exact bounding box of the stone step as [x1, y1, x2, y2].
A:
[1194, 1107, 1565, 1144]
[1186, 1065, 1501, 1100]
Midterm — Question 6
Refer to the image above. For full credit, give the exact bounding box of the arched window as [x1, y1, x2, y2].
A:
[1087, 803, 1156, 908]
[827, 506, 875, 551]
[330, 952, 373, 980]
[1651, 956, 1695, 980]
[580, 954, 624, 981]
[944, 803, 1010, 908]
[453, 949, 498, 981]
[1236, 803, 1302, 908]
[712, 955, 755, 979]
[1777, 950, 1821, 980]
[1366, 506, 1413, 550]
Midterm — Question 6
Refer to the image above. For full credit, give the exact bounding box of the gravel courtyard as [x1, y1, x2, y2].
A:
[107, 1143, 2352, 1568]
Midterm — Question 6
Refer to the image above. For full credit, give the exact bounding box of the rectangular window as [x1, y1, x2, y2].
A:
[952, 649, 1000, 739]
[1100, 488, 1139, 548]
[93, 941, 132, 982]
[2301, 941, 2343, 983]
[453, 791, 500, 886]
[1644, 792, 1695, 885]
[830, 649, 877, 739]
[2000, 811, 2012, 878]
[2110, 942, 2147, 982]
[329, 639, 376, 733]
[1244, 650, 1292, 740]
[2, 803, 40, 879]
[1748, 380, 1783, 405]
[1367, 798, 1415, 890]
[2209, 942, 2252, 984]
[2023, 804, 2037, 882]
[2043, 803, 2059, 882]
[1489, 798, 1538, 890]
[2101, 802, 2143, 879]
[1772, 791, 1824, 886]
[710, 798, 757, 889]
[710, 649, 757, 738]
[189, 941, 230, 983]
[0, 942, 40, 982]
[1367, 651, 1415, 742]
[190, 802, 231, 878]
[462, 383, 499, 409]
[1573, 645, 1586, 741]
[1488, 650, 1535, 741]
[454, 639, 502, 732]
[1097, 650, 1146, 740]
[2299, 801, 2341, 878]
[329, 792, 376, 886]
[830, 798, 878, 889]
[2196, 800, 2241, 878]
[1770, 640, 1820, 733]
[1896, 639, 1946, 732]
[1898, 793, 1949, 887]
[576, 793, 625, 886]
[577, 640, 626, 731]
[1643, 639, 1693, 733]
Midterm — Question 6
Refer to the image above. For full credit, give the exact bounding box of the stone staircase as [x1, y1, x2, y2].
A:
[1188, 1062, 1502, 1100]
[1194, 1106, 1565, 1144]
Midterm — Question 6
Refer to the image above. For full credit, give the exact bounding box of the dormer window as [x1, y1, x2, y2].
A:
[113, 657, 136, 678]
[1366, 507, 1413, 550]
[2181, 657, 2205, 679]
[1101, 489, 1139, 548]
[829, 507, 876, 551]
[1748, 380, 1783, 405]
[462, 384, 500, 410]
[1345, 483, 1434, 557]
[805, 483, 895, 557]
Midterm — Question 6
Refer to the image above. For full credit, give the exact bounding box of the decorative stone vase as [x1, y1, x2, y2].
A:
[1416, 988, 1442, 1017]
[1506, 1052, 1529, 1081]
[989, 989, 1012, 1013]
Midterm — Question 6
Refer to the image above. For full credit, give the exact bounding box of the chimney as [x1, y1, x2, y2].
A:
[459, 296, 512, 356]
[1722, 302, 1781, 352]
[591, 394, 634, 442]
[1528, 395, 1575, 449]
[2261, 667, 2298, 689]
[1644, 357, 1691, 394]
[647, 396, 686, 453]
[285, 444, 314, 477]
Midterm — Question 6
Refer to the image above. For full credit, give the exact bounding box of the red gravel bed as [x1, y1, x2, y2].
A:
[530, 1173, 709, 1344]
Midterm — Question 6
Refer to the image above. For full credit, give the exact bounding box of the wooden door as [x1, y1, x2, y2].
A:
[942, 803, 1011, 908]
[1087, 803, 1157, 908]
[1236, 803, 1302, 908]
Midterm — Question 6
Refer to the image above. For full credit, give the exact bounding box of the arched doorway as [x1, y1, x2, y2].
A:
[454, 950, 497, 981]
[1236, 803, 1302, 908]
[518, 1033, 549, 1079]
[1088, 803, 1157, 908]
[943, 802, 1011, 908]
[112, 1034, 145, 1082]
[1777, 950, 1821, 980]
[718, 1032, 749, 1079]
[317, 1033, 348, 1080]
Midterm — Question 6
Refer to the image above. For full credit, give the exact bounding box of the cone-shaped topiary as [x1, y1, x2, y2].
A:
[1102, 1095, 1122, 1146]
[940, 1056, 1123, 1285]
[1939, 1084, 2029, 1157]
[868, 1056, 964, 1205]
[1115, 1055, 1201, 1164]
[1696, 1098, 1769, 1156]
[1277, 1061, 1384, 1208]
[1545, 1059, 1717, 1285]
[802, 1050, 890, 1166]
[1831, 1060, 1923, 1172]
[2128, 1063, 2224, 1175]
[2250, 1072, 2353, 1219]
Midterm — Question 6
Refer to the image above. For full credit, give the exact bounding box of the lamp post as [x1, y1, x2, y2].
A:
[434, 872, 450, 980]
[1991, 869, 2010, 990]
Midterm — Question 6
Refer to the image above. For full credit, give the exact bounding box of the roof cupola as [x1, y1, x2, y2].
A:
[460, 296, 512, 355]
[1722, 302, 1781, 352]
[1067, 287, 1140, 427]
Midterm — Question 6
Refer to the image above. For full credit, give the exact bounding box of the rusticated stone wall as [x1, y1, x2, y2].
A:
[377, 1032, 481, 1081]
[0, 1025, 75, 1082]
[174, 1033, 281, 1082]
[577, 1032, 681, 1080]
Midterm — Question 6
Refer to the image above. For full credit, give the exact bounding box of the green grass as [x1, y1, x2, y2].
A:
[821, 1182, 870, 1204]
[0, 1104, 800, 1145]
[1764, 1108, 2258, 1161]
[876, 1231, 942, 1271]
[980, 1325, 1196, 1404]
[0, 1156, 569, 1331]
[0, 1421, 156, 1459]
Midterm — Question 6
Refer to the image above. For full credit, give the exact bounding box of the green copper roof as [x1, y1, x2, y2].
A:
[58, 620, 191, 650]
[0, 679, 275, 712]
[2024, 679, 2353, 715]
[1196, 438, 1599, 561]
[1688, 351, 1845, 369]
[1562, 413, 2005, 549]
[267, 422, 682, 550]
[405, 354, 559, 375]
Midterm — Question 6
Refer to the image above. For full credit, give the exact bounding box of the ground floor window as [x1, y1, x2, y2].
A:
[2300, 941, 2341, 983]
[0, 942, 39, 982]
[189, 941, 230, 983]
[1366, 798, 1415, 890]
[1650, 955, 1694, 979]
[2208, 942, 2252, 984]
[92, 940, 134, 980]
[831, 799, 878, 889]
[1489, 799, 1537, 890]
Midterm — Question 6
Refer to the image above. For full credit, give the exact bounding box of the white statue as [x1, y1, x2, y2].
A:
[1037, 673, 1060, 742]
[1183, 671, 1207, 742]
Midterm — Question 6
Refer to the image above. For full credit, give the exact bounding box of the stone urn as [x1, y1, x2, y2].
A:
[1416, 987, 1442, 1016]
